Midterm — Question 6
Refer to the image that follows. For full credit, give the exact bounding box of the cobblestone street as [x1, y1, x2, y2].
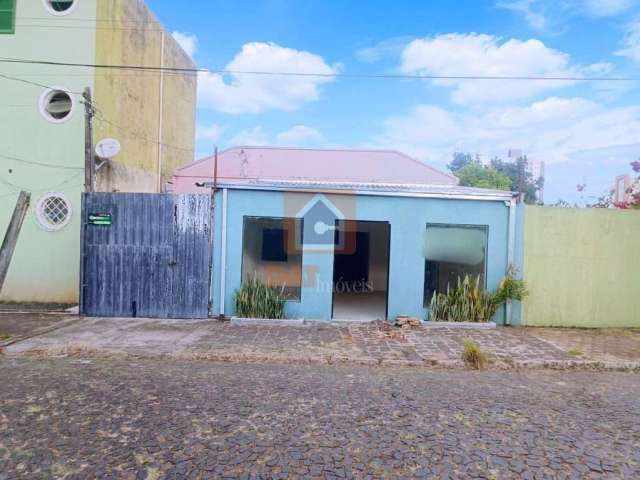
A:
[1, 358, 639, 479]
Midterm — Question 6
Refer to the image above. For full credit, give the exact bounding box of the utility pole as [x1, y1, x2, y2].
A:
[0, 191, 31, 294]
[83, 87, 95, 193]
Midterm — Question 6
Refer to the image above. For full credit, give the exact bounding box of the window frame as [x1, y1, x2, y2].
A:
[34, 192, 73, 232]
[0, 0, 16, 34]
[39, 87, 75, 124]
[240, 216, 304, 302]
[42, 0, 78, 17]
[423, 222, 489, 306]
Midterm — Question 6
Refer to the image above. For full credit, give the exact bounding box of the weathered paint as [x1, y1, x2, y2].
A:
[82, 193, 211, 318]
[521, 206, 640, 327]
[211, 188, 511, 322]
[0, 0, 196, 303]
[94, 0, 197, 192]
[0, 0, 97, 303]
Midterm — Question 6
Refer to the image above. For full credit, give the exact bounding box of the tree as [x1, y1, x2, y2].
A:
[490, 156, 543, 204]
[448, 152, 477, 173]
[455, 162, 512, 190]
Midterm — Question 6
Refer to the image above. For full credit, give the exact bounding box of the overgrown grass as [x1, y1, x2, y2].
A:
[0, 334, 10, 341]
[429, 269, 528, 323]
[567, 349, 584, 357]
[461, 340, 488, 369]
[234, 276, 286, 319]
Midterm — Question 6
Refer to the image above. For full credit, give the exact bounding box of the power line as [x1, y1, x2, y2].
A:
[92, 110, 194, 153]
[0, 72, 194, 155]
[1, 56, 638, 82]
[14, 23, 164, 32]
[0, 73, 83, 95]
[0, 153, 83, 170]
[0, 170, 84, 197]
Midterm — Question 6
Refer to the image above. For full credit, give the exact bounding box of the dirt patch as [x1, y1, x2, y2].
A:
[525, 327, 640, 362]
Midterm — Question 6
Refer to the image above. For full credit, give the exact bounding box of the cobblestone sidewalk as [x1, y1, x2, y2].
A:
[5, 316, 639, 370]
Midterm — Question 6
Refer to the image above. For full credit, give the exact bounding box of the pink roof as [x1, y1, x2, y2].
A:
[170, 146, 458, 193]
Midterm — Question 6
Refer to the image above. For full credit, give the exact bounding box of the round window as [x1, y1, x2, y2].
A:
[39, 88, 74, 123]
[43, 0, 77, 16]
[35, 193, 73, 232]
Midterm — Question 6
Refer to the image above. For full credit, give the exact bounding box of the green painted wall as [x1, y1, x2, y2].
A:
[522, 206, 640, 327]
[0, 1, 196, 304]
[0, 0, 97, 303]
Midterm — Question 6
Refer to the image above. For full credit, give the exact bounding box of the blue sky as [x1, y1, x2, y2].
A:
[147, 0, 640, 203]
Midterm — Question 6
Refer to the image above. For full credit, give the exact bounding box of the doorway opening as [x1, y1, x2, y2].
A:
[332, 220, 390, 320]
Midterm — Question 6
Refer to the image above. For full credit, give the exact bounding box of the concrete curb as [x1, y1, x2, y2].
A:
[0, 316, 83, 348]
[231, 317, 307, 327]
[422, 321, 497, 329]
[7, 346, 640, 372]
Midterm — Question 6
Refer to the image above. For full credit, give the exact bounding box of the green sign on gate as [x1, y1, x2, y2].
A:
[88, 213, 112, 226]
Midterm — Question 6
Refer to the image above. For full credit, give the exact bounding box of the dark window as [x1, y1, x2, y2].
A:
[0, 0, 15, 34]
[47, 0, 75, 13]
[423, 224, 488, 304]
[262, 228, 288, 262]
[242, 217, 303, 300]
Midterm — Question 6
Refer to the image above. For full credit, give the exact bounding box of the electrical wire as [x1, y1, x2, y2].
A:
[0, 56, 638, 81]
[0, 72, 84, 95]
[0, 153, 83, 170]
[0, 170, 85, 197]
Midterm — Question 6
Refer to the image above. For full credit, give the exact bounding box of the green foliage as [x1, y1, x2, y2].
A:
[461, 340, 488, 369]
[490, 156, 543, 204]
[448, 152, 544, 204]
[429, 271, 529, 323]
[234, 276, 286, 319]
[429, 275, 497, 323]
[448, 152, 477, 173]
[493, 268, 529, 305]
[455, 162, 512, 191]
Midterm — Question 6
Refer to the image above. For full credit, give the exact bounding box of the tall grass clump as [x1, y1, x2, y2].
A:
[461, 340, 488, 369]
[234, 276, 286, 319]
[429, 269, 528, 323]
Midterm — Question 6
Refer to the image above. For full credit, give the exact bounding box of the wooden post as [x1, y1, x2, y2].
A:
[83, 87, 94, 193]
[0, 191, 31, 294]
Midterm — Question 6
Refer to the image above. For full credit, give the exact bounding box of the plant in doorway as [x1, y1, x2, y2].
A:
[234, 276, 286, 319]
[428, 268, 528, 323]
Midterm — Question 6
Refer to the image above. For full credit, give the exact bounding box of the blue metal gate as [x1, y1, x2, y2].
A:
[80, 193, 212, 318]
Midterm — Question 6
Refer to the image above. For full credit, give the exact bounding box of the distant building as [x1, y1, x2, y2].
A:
[0, 0, 197, 303]
[613, 174, 632, 204]
[507, 149, 545, 203]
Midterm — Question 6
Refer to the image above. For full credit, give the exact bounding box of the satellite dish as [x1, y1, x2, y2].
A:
[95, 138, 121, 159]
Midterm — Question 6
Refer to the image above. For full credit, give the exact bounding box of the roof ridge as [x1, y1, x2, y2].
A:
[226, 145, 407, 154]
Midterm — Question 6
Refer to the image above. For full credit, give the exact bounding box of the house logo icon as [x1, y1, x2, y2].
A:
[296, 194, 345, 251]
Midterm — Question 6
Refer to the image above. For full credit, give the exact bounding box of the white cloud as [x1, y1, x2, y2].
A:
[584, 0, 636, 17]
[497, 0, 548, 30]
[227, 126, 270, 146]
[497, 1, 637, 32]
[198, 42, 338, 114]
[172, 31, 198, 58]
[276, 125, 323, 146]
[196, 124, 224, 142]
[399, 34, 577, 104]
[371, 97, 640, 166]
[355, 36, 415, 63]
[617, 19, 640, 62]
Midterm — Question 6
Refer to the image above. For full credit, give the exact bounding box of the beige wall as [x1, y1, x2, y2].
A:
[94, 0, 196, 193]
[522, 206, 640, 327]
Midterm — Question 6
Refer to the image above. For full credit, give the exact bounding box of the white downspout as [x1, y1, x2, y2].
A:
[505, 197, 516, 325]
[219, 188, 228, 316]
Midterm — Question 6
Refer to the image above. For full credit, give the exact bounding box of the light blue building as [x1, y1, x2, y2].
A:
[209, 180, 517, 324]
[171, 147, 518, 324]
